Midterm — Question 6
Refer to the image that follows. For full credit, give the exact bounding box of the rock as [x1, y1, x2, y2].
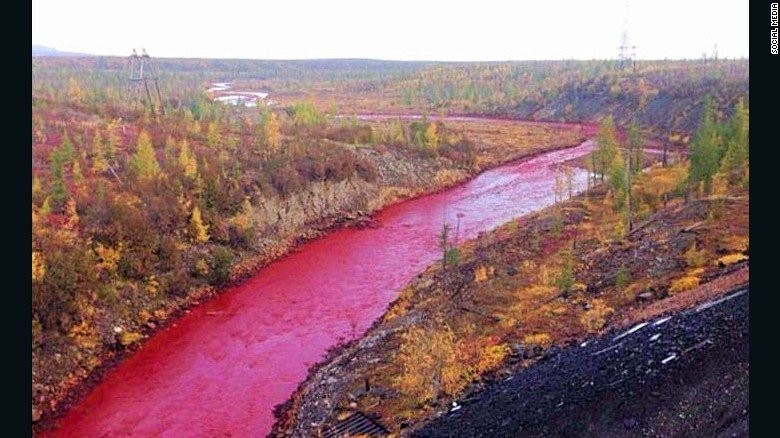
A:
[637, 292, 654, 301]
[349, 402, 357, 408]
[32, 407, 42, 422]
[325, 376, 338, 384]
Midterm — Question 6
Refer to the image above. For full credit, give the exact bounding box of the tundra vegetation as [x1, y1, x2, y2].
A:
[32, 57, 748, 427]
[274, 86, 748, 435]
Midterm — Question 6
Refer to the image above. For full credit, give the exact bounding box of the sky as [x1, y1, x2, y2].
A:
[32, 0, 749, 61]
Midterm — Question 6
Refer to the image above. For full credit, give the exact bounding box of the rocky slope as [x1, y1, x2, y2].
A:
[415, 287, 749, 437]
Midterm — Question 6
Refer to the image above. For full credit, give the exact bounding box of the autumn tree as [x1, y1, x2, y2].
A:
[90, 130, 108, 173]
[260, 111, 281, 153]
[206, 121, 221, 148]
[189, 205, 210, 243]
[424, 122, 440, 149]
[394, 323, 468, 404]
[595, 116, 619, 181]
[105, 119, 121, 163]
[130, 131, 161, 182]
[178, 139, 198, 179]
[67, 77, 85, 103]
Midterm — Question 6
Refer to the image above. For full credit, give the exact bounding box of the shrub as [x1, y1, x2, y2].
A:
[475, 343, 510, 374]
[209, 246, 234, 285]
[669, 275, 700, 294]
[715, 253, 748, 267]
[119, 331, 143, 346]
[580, 299, 614, 333]
[684, 242, 707, 268]
[394, 325, 469, 405]
[523, 333, 552, 348]
[615, 265, 630, 289]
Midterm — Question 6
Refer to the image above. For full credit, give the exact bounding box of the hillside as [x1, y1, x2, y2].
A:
[273, 106, 749, 436]
[31, 63, 586, 427]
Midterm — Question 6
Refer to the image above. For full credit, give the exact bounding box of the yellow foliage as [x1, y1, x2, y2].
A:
[712, 172, 729, 197]
[189, 205, 210, 243]
[634, 163, 688, 208]
[138, 309, 152, 323]
[394, 324, 469, 404]
[516, 285, 558, 302]
[68, 320, 99, 349]
[145, 275, 160, 296]
[178, 139, 198, 179]
[67, 77, 84, 103]
[194, 258, 210, 276]
[519, 259, 537, 275]
[32, 176, 43, 198]
[119, 331, 143, 346]
[94, 242, 122, 274]
[474, 265, 494, 282]
[263, 112, 281, 152]
[474, 344, 510, 374]
[720, 235, 749, 253]
[229, 198, 255, 232]
[549, 304, 568, 316]
[132, 131, 161, 182]
[686, 268, 705, 277]
[684, 242, 707, 268]
[424, 123, 439, 149]
[715, 253, 748, 266]
[64, 198, 80, 229]
[537, 265, 552, 286]
[523, 333, 552, 347]
[32, 251, 46, 281]
[580, 299, 614, 333]
[669, 276, 700, 294]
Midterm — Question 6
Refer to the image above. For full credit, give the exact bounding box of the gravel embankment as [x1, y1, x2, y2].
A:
[414, 288, 749, 437]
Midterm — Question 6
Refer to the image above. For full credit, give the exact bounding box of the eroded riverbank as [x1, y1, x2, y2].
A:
[38, 127, 594, 437]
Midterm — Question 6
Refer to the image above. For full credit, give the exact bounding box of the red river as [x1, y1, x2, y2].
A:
[45, 138, 596, 437]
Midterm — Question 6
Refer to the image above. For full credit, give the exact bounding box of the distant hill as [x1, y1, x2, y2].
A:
[32, 45, 92, 57]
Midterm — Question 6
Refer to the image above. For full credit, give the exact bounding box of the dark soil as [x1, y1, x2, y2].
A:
[413, 288, 749, 437]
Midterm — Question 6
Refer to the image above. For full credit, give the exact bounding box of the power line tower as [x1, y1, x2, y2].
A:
[617, 2, 637, 72]
[127, 48, 165, 116]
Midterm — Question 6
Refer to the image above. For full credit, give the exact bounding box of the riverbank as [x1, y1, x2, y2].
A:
[34, 119, 586, 436]
[272, 174, 749, 436]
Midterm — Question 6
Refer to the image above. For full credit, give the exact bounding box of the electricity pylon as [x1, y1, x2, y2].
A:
[128, 48, 165, 116]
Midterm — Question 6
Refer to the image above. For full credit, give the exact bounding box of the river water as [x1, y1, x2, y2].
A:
[45, 139, 596, 437]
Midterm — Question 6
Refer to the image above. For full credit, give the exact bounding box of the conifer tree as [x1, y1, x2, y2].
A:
[178, 139, 198, 179]
[689, 97, 721, 195]
[595, 116, 619, 181]
[189, 205, 210, 243]
[130, 131, 161, 182]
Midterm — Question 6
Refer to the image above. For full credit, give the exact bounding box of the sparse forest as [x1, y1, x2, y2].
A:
[32, 56, 748, 435]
